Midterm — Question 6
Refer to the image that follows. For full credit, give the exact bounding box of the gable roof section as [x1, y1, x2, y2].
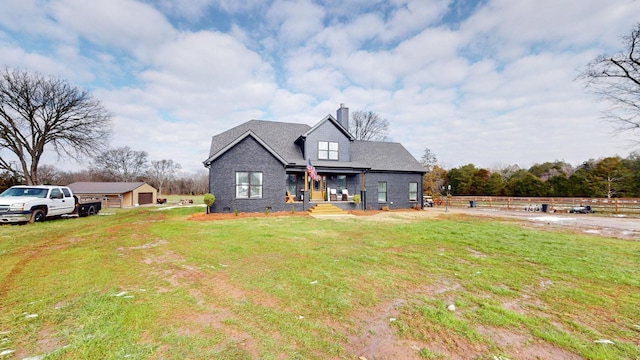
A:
[351, 141, 426, 173]
[204, 130, 289, 165]
[301, 115, 355, 141]
[204, 120, 310, 166]
[203, 118, 425, 173]
[68, 182, 149, 194]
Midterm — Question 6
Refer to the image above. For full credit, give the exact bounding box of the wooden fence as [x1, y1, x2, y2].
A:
[441, 196, 640, 216]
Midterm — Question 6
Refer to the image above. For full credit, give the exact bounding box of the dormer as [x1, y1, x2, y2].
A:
[299, 105, 355, 163]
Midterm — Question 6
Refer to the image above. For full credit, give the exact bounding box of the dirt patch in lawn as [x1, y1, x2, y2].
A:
[182, 206, 638, 359]
[189, 206, 640, 240]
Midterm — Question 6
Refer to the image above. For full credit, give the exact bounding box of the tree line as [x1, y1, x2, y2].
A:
[422, 151, 640, 198]
[0, 159, 208, 196]
[2, 22, 640, 197]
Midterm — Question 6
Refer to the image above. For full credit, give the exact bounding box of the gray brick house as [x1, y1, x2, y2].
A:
[203, 104, 426, 213]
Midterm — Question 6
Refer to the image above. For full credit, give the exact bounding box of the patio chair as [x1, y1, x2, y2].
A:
[329, 188, 337, 201]
[286, 191, 295, 203]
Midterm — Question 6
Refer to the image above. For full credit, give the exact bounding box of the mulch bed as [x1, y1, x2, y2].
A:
[188, 209, 414, 221]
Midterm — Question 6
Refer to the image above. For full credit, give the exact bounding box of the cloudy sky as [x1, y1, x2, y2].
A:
[1, 0, 639, 174]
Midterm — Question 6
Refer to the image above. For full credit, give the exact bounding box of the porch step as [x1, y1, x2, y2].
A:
[308, 203, 349, 215]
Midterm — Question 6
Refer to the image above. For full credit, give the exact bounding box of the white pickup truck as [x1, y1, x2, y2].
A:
[0, 185, 101, 224]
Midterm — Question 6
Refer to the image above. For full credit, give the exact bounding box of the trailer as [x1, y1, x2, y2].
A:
[73, 196, 102, 217]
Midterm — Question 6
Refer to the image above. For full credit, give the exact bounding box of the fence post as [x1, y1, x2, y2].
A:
[615, 198, 619, 214]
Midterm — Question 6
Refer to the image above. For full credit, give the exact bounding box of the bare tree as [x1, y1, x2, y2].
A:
[579, 23, 640, 141]
[56, 169, 96, 185]
[491, 164, 522, 182]
[147, 159, 181, 197]
[423, 165, 447, 196]
[420, 147, 440, 196]
[0, 68, 112, 184]
[37, 164, 62, 185]
[92, 146, 148, 182]
[0, 170, 20, 191]
[349, 110, 389, 141]
[169, 171, 208, 195]
[420, 148, 438, 172]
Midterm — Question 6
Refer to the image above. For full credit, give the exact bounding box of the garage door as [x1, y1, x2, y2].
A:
[138, 192, 153, 205]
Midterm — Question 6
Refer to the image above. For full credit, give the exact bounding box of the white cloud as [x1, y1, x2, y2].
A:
[1, 0, 640, 174]
[381, 0, 449, 41]
[266, 0, 326, 45]
[0, 0, 71, 41]
[314, 13, 384, 55]
[51, 0, 176, 60]
[152, 0, 214, 20]
[148, 31, 272, 88]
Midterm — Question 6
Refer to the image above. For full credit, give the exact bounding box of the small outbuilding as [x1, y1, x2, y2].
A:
[67, 182, 158, 208]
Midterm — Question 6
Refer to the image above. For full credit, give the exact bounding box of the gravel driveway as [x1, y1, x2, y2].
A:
[362, 207, 640, 241]
[447, 207, 640, 241]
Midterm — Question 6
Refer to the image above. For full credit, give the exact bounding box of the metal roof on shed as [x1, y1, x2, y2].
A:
[67, 182, 149, 194]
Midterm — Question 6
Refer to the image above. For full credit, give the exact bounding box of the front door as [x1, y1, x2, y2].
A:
[311, 175, 326, 201]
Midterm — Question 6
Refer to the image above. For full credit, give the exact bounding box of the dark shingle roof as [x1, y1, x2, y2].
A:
[205, 120, 310, 165]
[68, 182, 149, 194]
[204, 119, 425, 173]
[352, 141, 425, 172]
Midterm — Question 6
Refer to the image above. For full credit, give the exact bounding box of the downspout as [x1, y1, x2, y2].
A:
[361, 170, 366, 211]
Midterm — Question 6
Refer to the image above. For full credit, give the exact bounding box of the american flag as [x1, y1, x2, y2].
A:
[307, 159, 320, 181]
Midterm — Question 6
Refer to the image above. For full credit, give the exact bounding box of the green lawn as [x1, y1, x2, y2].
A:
[0, 207, 638, 359]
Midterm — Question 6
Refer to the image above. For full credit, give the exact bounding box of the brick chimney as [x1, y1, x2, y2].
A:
[336, 103, 349, 130]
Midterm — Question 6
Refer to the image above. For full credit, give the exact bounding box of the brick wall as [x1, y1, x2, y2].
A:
[208, 136, 287, 213]
[363, 172, 423, 210]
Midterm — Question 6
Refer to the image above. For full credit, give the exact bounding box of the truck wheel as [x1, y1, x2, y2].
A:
[88, 206, 96, 216]
[29, 209, 45, 223]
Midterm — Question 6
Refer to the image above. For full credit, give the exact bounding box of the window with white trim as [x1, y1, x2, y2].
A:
[236, 172, 263, 199]
[318, 141, 339, 160]
[377, 181, 387, 203]
[409, 182, 418, 201]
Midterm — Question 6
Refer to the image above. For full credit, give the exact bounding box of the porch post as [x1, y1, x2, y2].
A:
[361, 170, 366, 211]
[303, 170, 309, 210]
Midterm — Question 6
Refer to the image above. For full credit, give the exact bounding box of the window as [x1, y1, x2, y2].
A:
[409, 182, 418, 201]
[50, 188, 62, 199]
[236, 172, 263, 199]
[318, 141, 338, 160]
[377, 181, 387, 203]
[61, 188, 72, 197]
[337, 175, 346, 193]
[286, 174, 297, 197]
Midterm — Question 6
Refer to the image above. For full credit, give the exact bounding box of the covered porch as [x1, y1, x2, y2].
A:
[285, 168, 367, 209]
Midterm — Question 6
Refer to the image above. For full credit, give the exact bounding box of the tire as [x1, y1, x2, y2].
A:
[29, 209, 45, 223]
[88, 206, 96, 216]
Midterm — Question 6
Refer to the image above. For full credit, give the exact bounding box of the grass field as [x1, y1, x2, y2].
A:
[1, 206, 639, 359]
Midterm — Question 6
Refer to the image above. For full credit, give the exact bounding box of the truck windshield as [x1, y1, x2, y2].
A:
[0, 187, 48, 198]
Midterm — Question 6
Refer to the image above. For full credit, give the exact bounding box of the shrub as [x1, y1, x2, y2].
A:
[203, 193, 215, 214]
